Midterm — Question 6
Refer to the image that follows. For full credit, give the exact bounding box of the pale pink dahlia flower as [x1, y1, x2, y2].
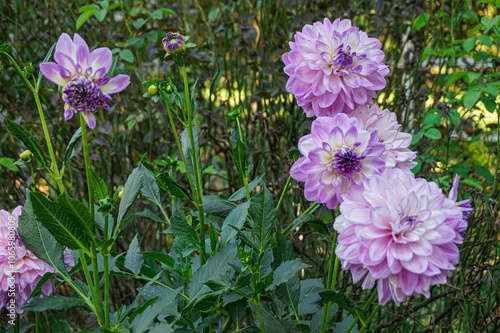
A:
[290, 114, 386, 209]
[349, 104, 417, 169]
[0, 207, 74, 313]
[40, 33, 130, 129]
[283, 18, 389, 117]
[334, 169, 466, 306]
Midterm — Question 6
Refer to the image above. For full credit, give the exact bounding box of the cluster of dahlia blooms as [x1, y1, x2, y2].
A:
[40, 33, 130, 129]
[0, 207, 74, 313]
[284, 18, 472, 305]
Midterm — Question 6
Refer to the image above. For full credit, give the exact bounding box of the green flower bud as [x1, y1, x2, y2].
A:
[20, 150, 32, 161]
[148, 85, 158, 96]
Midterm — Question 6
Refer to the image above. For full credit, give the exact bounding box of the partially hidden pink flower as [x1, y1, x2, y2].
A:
[448, 175, 472, 236]
[0, 207, 74, 313]
[349, 104, 417, 170]
[334, 169, 466, 306]
[40, 33, 130, 129]
[283, 18, 389, 117]
[290, 114, 386, 209]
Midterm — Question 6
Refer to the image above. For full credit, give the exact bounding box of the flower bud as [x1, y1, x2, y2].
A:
[20, 150, 32, 161]
[148, 85, 158, 96]
[162, 32, 186, 55]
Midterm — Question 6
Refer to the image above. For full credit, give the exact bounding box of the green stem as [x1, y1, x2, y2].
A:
[220, 316, 232, 333]
[255, 297, 267, 333]
[276, 175, 292, 212]
[358, 305, 381, 333]
[320, 230, 339, 333]
[103, 250, 110, 327]
[78, 249, 96, 301]
[181, 64, 206, 264]
[346, 289, 378, 333]
[14, 316, 19, 333]
[282, 202, 319, 236]
[80, 114, 105, 326]
[2, 53, 65, 193]
[29, 160, 36, 191]
[35, 312, 40, 333]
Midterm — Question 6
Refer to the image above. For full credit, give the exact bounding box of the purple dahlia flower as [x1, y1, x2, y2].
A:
[290, 114, 386, 209]
[0, 207, 74, 313]
[162, 32, 186, 55]
[334, 169, 465, 306]
[40, 33, 130, 129]
[448, 175, 472, 236]
[283, 18, 389, 117]
[349, 104, 417, 169]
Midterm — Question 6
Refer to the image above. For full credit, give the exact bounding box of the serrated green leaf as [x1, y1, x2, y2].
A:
[136, 209, 166, 224]
[6, 119, 48, 166]
[28, 272, 55, 299]
[130, 288, 178, 333]
[57, 193, 94, 236]
[229, 173, 265, 201]
[157, 172, 193, 201]
[221, 201, 251, 245]
[170, 207, 199, 257]
[22, 295, 88, 312]
[319, 290, 365, 323]
[124, 234, 144, 276]
[90, 169, 108, 202]
[119, 49, 134, 63]
[188, 243, 236, 302]
[76, 10, 94, 30]
[117, 165, 144, 223]
[63, 127, 82, 166]
[140, 252, 175, 268]
[203, 195, 237, 217]
[249, 185, 276, 250]
[30, 191, 89, 250]
[266, 259, 310, 291]
[298, 279, 323, 316]
[17, 194, 68, 275]
[230, 127, 249, 180]
[292, 213, 329, 235]
[141, 168, 162, 206]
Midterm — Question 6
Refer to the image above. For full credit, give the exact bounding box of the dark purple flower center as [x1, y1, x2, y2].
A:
[62, 76, 104, 113]
[400, 215, 417, 227]
[330, 147, 363, 181]
[322, 44, 366, 75]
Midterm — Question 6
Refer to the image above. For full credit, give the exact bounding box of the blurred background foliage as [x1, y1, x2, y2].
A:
[0, 0, 499, 331]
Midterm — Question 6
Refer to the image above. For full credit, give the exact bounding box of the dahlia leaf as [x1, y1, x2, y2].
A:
[229, 173, 265, 201]
[17, 195, 68, 275]
[292, 213, 328, 235]
[130, 289, 178, 333]
[170, 207, 199, 257]
[63, 127, 82, 166]
[140, 252, 175, 269]
[117, 165, 145, 223]
[28, 272, 55, 299]
[309, 303, 338, 333]
[22, 295, 89, 312]
[221, 200, 251, 245]
[276, 276, 301, 321]
[188, 242, 236, 302]
[6, 118, 49, 167]
[250, 302, 296, 333]
[203, 195, 237, 218]
[157, 172, 193, 201]
[319, 290, 365, 323]
[248, 185, 276, 250]
[298, 279, 323, 316]
[137, 209, 167, 224]
[140, 168, 162, 206]
[230, 126, 249, 181]
[125, 234, 144, 276]
[29, 191, 89, 250]
[57, 193, 94, 236]
[90, 169, 108, 202]
[266, 259, 310, 291]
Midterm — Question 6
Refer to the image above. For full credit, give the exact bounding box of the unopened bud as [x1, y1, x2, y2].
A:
[20, 150, 32, 161]
[148, 85, 158, 96]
